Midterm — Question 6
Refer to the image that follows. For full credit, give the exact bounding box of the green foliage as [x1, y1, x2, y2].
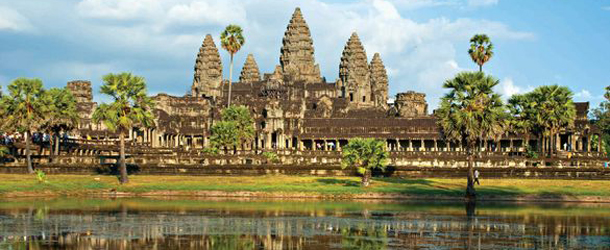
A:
[210, 121, 239, 151]
[341, 138, 388, 173]
[468, 34, 493, 71]
[435, 71, 507, 147]
[0, 78, 47, 133]
[262, 151, 279, 163]
[525, 146, 539, 159]
[34, 170, 47, 183]
[220, 25, 245, 55]
[41, 87, 79, 134]
[0, 146, 9, 159]
[92, 72, 155, 133]
[202, 147, 220, 155]
[592, 86, 610, 151]
[209, 105, 255, 152]
[341, 226, 388, 250]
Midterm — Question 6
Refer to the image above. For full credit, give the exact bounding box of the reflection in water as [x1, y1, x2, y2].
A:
[0, 198, 609, 249]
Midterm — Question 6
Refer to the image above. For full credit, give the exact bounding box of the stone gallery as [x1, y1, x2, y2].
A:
[66, 8, 601, 156]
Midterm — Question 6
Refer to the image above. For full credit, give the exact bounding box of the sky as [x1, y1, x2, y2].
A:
[0, 0, 609, 109]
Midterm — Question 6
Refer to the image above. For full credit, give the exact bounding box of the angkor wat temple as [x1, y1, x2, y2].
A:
[65, 8, 602, 156]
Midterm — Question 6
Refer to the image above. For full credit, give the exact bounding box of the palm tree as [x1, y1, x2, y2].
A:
[468, 34, 494, 72]
[436, 71, 507, 200]
[92, 73, 155, 184]
[507, 94, 537, 151]
[0, 78, 47, 173]
[529, 85, 576, 156]
[341, 138, 389, 187]
[41, 88, 78, 158]
[220, 24, 245, 107]
[220, 105, 254, 150]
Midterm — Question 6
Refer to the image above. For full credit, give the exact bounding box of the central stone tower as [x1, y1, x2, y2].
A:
[191, 34, 223, 98]
[279, 7, 322, 83]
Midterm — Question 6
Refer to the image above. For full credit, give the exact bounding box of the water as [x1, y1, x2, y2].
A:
[0, 198, 609, 249]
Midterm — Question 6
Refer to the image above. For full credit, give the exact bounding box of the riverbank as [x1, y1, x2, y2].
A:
[1, 174, 610, 202]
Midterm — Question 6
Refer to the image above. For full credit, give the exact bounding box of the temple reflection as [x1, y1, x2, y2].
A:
[1, 199, 609, 249]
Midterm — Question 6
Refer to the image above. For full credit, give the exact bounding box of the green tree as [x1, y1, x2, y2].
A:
[592, 86, 610, 156]
[435, 72, 507, 199]
[468, 34, 494, 72]
[528, 85, 576, 156]
[92, 73, 155, 184]
[507, 94, 537, 150]
[209, 121, 239, 153]
[0, 78, 47, 173]
[0, 146, 10, 164]
[220, 24, 245, 107]
[41, 87, 78, 158]
[341, 138, 389, 187]
[221, 105, 254, 148]
[208, 105, 255, 153]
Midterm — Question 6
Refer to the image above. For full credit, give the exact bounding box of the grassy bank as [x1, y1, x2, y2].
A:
[1, 174, 610, 201]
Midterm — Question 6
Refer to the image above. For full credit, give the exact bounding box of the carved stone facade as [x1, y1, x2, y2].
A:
[191, 34, 223, 99]
[66, 7, 601, 156]
[239, 54, 261, 83]
[279, 7, 321, 83]
[393, 91, 428, 118]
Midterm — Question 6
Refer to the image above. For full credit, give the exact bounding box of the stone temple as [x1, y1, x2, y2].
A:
[66, 7, 602, 155]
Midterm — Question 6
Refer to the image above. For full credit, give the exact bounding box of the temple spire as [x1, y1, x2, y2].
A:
[279, 7, 321, 83]
[340, 32, 369, 88]
[239, 54, 261, 83]
[191, 34, 223, 98]
[370, 53, 389, 108]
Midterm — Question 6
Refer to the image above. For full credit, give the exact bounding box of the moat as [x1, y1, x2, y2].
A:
[0, 198, 609, 249]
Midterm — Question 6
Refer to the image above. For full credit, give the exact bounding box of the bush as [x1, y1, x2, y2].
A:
[262, 152, 280, 163]
[202, 147, 219, 155]
[35, 169, 47, 183]
[525, 146, 538, 159]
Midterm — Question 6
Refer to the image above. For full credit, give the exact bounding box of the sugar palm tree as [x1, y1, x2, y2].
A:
[0, 78, 47, 173]
[341, 138, 389, 187]
[468, 34, 494, 72]
[507, 94, 538, 151]
[436, 71, 507, 199]
[220, 24, 245, 107]
[529, 85, 576, 156]
[92, 73, 155, 184]
[41, 88, 78, 158]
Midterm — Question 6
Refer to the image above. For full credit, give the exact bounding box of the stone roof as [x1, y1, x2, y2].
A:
[192, 34, 223, 97]
[239, 54, 261, 83]
[279, 7, 321, 83]
[339, 32, 369, 87]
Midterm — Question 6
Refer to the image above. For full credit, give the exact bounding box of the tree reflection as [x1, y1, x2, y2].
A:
[341, 225, 388, 250]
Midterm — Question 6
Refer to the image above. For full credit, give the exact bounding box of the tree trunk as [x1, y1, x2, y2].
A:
[466, 142, 476, 200]
[54, 133, 60, 156]
[361, 169, 371, 187]
[479, 64, 482, 72]
[227, 54, 234, 107]
[119, 131, 129, 184]
[25, 131, 34, 174]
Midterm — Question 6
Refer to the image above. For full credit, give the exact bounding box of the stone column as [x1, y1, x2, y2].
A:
[587, 136, 591, 152]
[396, 139, 401, 151]
[433, 139, 438, 152]
[556, 133, 561, 152]
[408, 140, 412, 151]
[420, 139, 425, 151]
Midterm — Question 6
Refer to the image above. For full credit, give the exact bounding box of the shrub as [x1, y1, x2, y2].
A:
[35, 169, 47, 183]
[262, 152, 280, 163]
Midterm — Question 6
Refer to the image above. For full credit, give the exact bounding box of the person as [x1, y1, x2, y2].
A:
[474, 169, 480, 185]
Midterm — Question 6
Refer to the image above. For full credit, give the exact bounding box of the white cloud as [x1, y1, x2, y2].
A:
[467, 0, 498, 7]
[0, 6, 33, 32]
[76, 0, 161, 20]
[8, 0, 531, 108]
[574, 89, 592, 99]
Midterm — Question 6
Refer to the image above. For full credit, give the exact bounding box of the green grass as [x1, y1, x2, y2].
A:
[0, 174, 609, 199]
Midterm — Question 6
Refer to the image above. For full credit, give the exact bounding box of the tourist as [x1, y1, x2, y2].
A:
[474, 169, 480, 185]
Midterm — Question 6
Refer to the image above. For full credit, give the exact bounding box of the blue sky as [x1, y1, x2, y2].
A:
[0, 0, 609, 109]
